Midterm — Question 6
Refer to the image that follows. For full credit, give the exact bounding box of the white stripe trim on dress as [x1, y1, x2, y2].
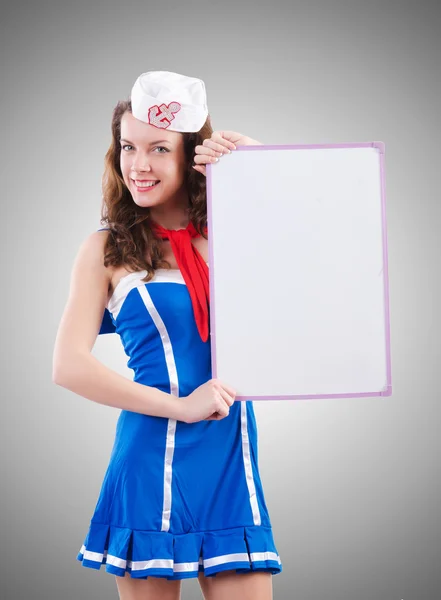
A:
[137, 285, 179, 533]
[79, 545, 282, 572]
[107, 267, 206, 314]
[107, 269, 186, 316]
[240, 401, 261, 525]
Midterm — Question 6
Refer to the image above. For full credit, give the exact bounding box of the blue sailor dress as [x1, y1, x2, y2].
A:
[76, 229, 283, 580]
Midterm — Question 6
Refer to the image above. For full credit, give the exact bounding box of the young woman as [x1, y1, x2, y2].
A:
[53, 71, 282, 600]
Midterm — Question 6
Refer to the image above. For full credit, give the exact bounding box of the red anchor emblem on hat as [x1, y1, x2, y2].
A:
[148, 101, 182, 129]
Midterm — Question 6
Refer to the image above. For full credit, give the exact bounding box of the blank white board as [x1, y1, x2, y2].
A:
[206, 143, 392, 401]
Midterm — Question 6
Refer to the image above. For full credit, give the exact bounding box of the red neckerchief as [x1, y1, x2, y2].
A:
[150, 219, 210, 342]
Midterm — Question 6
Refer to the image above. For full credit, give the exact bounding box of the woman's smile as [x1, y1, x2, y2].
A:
[132, 179, 161, 192]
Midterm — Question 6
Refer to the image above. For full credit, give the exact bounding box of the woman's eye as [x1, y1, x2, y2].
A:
[121, 144, 168, 153]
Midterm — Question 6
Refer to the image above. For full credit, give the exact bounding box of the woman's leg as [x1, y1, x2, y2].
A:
[197, 570, 273, 600]
[115, 572, 182, 600]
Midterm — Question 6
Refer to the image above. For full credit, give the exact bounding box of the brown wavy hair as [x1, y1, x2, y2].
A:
[99, 98, 213, 282]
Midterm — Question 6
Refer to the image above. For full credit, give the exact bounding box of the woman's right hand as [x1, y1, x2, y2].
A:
[179, 379, 237, 423]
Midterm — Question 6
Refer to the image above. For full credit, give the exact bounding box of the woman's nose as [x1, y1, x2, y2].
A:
[131, 155, 152, 172]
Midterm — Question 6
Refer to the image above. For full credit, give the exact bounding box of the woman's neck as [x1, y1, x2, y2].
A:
[149, 194, 191, 231]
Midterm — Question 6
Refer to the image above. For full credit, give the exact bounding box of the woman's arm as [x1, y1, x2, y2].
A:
[52, 231, 184, 421]
[53, 350, 183, 420]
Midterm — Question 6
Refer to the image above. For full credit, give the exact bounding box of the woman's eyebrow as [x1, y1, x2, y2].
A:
[120, 138, 172, 145]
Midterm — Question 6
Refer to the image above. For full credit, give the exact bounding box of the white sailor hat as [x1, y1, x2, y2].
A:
[130, 70, 208, 133]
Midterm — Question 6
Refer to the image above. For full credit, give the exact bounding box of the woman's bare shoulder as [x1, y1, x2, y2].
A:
[79, 229, 114, 284]
[53, 229, 114, 369]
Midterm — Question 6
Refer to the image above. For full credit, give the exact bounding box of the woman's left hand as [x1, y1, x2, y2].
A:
[193, 130, 263, 176]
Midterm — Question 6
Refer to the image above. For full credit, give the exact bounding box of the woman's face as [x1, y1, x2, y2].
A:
[119, 111, 187, 208]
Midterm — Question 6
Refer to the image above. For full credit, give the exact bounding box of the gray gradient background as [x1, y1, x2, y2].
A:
[1, 0, 440, 599]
